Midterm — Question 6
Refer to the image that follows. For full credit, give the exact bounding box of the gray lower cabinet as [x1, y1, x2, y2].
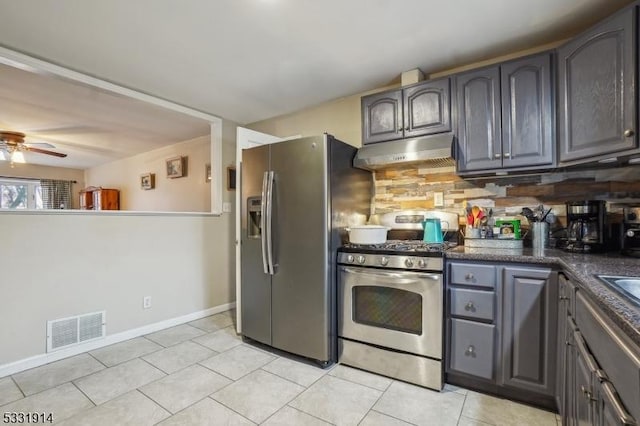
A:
[446, 261, 557, 403]
[502, 266, 557, 396]
[361, 78, 451, 145]
[559, 274, 638, 426]
[455, 52, 554, 174]
[558, 5, 638, 164]
[450, 318, 495, 380]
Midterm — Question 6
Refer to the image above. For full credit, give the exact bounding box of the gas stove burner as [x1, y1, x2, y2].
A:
[343, 239, 457, 253]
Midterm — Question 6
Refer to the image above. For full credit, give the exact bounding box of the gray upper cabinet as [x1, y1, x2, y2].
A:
[403, 78, 451, 138]
[501, 54, 553, 169]
[362, 78, 451, 145]
[361, 90, 403, 144]
[558, 7, 637, 163]
[455, 52, 554, 173]
[455, 66, 502, 172]
[502, 266, 557, 396]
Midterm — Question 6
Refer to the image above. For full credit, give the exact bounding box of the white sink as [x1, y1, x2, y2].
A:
[597, 275, 640, 305]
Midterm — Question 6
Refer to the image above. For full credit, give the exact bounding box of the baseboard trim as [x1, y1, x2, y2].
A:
[0, 302, 236, 378]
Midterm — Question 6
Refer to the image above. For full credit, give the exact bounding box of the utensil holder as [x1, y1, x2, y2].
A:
[532, 222, 549, 255]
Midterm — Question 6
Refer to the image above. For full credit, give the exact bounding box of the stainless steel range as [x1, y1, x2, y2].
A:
[337, 211, 458, 391]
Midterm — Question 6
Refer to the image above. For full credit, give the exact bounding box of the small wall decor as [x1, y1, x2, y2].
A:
[205, 163, 211, 182]
[227, 166, 236, 191]
[140, 173, 155, 190]
[166, 156, 185, 178]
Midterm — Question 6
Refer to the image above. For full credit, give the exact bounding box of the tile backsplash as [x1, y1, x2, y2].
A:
[373, 165, 640, 226]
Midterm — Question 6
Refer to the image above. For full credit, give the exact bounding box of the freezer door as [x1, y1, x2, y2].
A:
[240, 144, 271, 345]
[270, 136, 331, 362]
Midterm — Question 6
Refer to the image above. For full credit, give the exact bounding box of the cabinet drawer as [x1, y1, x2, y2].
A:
[576, 292, 640, 421]
[450, 319, 495, 380]
[450, 288, 495, 321]
[449, 263, 496, 288]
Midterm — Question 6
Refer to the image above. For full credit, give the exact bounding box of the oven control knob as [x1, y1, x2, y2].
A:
[357, 255, 366, 264]
[417, 259, 426, 268]
[405, 258, 414, 268]
[380, 256, 389, 266]
[346, 255, 355, 263]
[628, 212, 638, 221]
[627, 230, 636, 238]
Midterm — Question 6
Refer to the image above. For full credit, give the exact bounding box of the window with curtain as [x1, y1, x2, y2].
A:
[0, 178, 42, 209]
[40, 179, 73, 209]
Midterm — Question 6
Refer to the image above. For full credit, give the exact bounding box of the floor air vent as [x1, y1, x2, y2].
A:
[47, 311, 106, 352]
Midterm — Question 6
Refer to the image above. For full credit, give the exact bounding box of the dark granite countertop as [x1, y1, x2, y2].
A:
[445, 247, 640, 348]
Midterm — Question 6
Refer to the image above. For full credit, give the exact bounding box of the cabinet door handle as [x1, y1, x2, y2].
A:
[398, 127, 403, 132]
[559, 296, 569, 300]
[465, 273, 474, 281]
[465, 345, 476, 357]
[580, 385, 597, 402]
[494, 153, 501, 159]
[465, 301, 475, 311]
[503, 152, 511, 158]
[624, 129, 635, 137]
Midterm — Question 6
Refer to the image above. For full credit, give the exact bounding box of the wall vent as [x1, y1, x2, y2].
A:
[47, 311, 106, 352]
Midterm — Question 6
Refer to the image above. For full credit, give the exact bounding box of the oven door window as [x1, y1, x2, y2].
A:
[352, 286, 422, 335]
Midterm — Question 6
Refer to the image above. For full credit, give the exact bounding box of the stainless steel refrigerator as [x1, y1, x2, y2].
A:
[241, 134, 371, 365]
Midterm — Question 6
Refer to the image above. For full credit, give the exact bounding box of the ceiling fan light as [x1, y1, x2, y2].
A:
[11, 150, 25, 163]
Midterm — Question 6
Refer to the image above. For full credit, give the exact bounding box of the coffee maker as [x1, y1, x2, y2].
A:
[565, 200, 606, 252]
[622, 207, 640, 257]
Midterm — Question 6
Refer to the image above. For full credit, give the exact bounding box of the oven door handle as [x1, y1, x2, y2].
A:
[340, 267, 440, 282]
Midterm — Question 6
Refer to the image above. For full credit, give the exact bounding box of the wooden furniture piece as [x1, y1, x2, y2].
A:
[79, 187, 119, 210]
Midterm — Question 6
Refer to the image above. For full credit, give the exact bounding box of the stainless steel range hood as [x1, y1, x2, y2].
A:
[353, 133, 455, 171]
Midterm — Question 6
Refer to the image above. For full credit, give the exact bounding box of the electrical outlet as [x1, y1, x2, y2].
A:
[434, 192, 444, 207]
[143, 296, 152, 309]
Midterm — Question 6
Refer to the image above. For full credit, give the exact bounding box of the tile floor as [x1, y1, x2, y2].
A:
[0, 310, 560, 425]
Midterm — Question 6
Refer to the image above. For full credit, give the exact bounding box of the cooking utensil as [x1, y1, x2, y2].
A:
[540, 208, 553, 223]
[345, 225, 390, 244]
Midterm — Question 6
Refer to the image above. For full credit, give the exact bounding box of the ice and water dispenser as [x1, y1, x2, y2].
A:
[247, 197, 262, 238]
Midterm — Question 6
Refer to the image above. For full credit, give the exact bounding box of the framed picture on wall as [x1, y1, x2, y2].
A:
[166, 156, 185, 178]
[140, 173, 155, 190]
[205, 163, 211, 182]
[227, 166, 236, 191]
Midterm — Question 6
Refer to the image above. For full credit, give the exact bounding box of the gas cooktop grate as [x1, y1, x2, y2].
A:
[342, 240, 457, 253]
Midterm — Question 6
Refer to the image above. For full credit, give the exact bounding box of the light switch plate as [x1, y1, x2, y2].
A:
[223, 202, 232, 213]
[434, 192, 444, 207]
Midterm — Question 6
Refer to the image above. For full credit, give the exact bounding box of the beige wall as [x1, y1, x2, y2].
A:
[0, 162, 85, 209]
[247, 84, 398, 148]
[0, 120, 238, 367]
[0, 212, 235, 365]
[85, 136, 211, 212]
[246, 41, 564, 144]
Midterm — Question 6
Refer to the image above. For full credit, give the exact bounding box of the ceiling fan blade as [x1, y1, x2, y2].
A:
[26, 146, 68, 158]
[25, 142, 57, 148]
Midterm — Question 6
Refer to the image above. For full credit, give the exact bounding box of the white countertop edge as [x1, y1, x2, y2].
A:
[0, 209, 223, 218]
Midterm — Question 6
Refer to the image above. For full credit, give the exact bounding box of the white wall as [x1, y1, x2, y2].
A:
[85, 136, 211, 212]
[0, 212, 235, 365]
[0, 121, 238, 368]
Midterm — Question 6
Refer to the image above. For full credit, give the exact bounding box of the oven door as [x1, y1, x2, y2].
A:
[338, 266, 442, 359]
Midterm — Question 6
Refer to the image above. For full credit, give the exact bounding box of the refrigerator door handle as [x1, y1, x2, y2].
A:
[260, 171, 270, 274]
[266, 171, 275, 275]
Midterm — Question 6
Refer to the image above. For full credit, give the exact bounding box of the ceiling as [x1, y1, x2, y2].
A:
[0, 0, 632, 169]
